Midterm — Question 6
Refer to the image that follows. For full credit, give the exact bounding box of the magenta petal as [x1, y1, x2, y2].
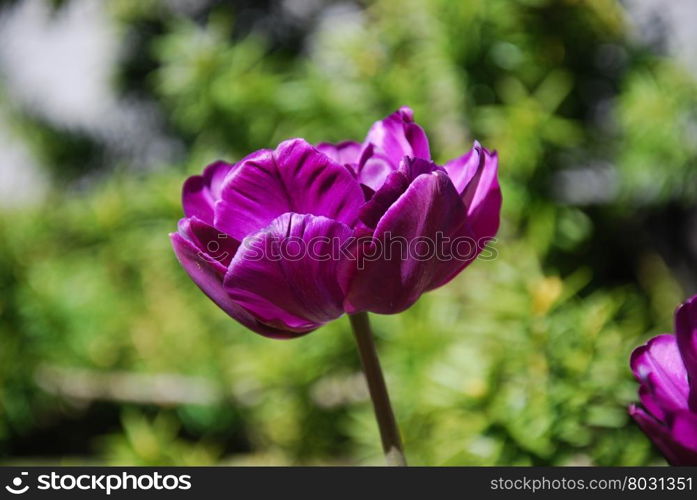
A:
[676, 296, 697, 370]
[669, 410, 697, 458]
[362, 106, 430, 169]
[170, 231, 296, 339]
[631, 334, 690, 413]
[315, 141, 362, 167]
[629, 405, 697, 465]
[357, 170, 411, 229]
[182, 161, 235, 224]
[215, 139, 364, 241]
[204, 160, 235, 199]
[675, 295, 697, 409]
[638, 385, 668, 422]
[356, 155, 395, 192]
[358, 157, 447, 229]
[224, 213, 352, 332]
[178, 217, 240, 268]
[182, 176, 214, 223]
[344, 159, 471, 314]
[460, 145, 502, 241]
[445, 143, 501, 241]
[444, 144, 481, 194]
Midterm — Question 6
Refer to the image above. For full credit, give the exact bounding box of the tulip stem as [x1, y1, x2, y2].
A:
[348, 312, 407, 466]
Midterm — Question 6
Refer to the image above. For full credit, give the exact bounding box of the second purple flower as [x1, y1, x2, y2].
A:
[630, 295, 697, 464]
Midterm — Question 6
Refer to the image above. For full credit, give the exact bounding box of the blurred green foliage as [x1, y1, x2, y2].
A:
[1, 0, 696, 465]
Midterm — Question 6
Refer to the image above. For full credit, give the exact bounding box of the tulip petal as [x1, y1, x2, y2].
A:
[178, 216, 239, 268]
[675, 295, 697, 409]
[446, 143, 502, 241]
[669, 410, 697, 459]
[182, 161, 235, 224]
[353, 107, 431, 190]
[344, 158, 472, 314]
[362, 106, 430, 168]
[638, 384, 668, 422]
[357, 169, 411, 229]
[444, 144, 481, 193]
[631, 334, 690, 413]
[215, 139, 364, 241]
[170, 227, 295, 339]
[315, 141, 362, 167]
[629, 405, 697, 465]
[358, 157, 447, 229]
[356, 155, 395, 192]
[224, 213, 352, 332]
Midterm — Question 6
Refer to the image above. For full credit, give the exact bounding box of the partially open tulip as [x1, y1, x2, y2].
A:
[630, 295, 697, 465]
[170, 107, 501, 338]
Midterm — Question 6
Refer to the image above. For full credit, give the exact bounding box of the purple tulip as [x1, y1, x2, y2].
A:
[630, 295, 697, 465]
[170, 107, 501, 338]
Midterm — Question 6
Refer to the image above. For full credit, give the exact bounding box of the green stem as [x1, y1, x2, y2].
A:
[348, 312, 407, 466]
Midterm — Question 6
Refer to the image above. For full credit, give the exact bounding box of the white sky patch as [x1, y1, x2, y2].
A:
[0, 116, 47, 209]
[0, 0, 180, 185]
[0, 0, 119, 130]
[625, 0, 697, 76]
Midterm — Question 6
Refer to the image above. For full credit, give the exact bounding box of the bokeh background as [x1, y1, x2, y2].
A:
[1, 0, 697, 466]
